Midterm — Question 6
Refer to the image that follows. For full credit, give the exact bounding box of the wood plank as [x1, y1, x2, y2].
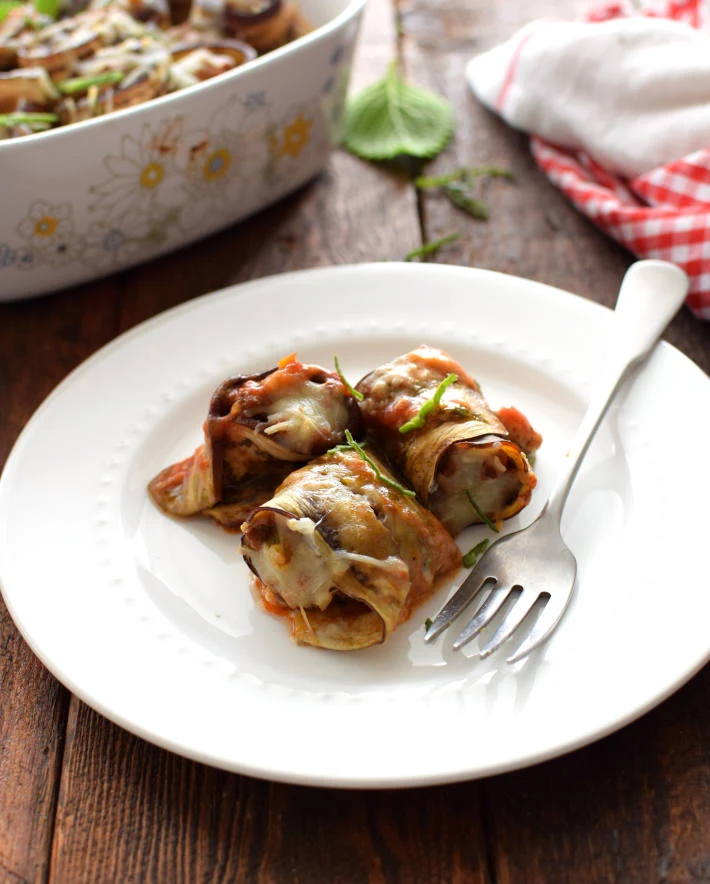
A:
[0, 279, 122, 883]
[480, 669, 710, 884]
[51, 702, 491, 884]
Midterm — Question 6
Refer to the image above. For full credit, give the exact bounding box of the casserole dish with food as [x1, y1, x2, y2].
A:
[0, 0, 366, 300]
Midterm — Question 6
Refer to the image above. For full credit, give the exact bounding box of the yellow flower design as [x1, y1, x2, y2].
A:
[90, 120, 184, 237]
[175, 96, 262, 230]
[202, 148, 231, 182]
[271, 113, 313, 159]
[18, 202, 73, 252]
[34, 216, 58, 237]
[139, 162, 165, 189]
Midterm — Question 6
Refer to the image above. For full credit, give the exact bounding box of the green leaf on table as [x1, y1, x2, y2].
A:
[343, 62, 454, 162]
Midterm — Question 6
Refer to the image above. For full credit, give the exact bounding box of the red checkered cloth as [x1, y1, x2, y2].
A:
[529, 0, 710, 319]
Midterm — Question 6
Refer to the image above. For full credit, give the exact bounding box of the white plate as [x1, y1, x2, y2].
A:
[1, 263, 709, 788]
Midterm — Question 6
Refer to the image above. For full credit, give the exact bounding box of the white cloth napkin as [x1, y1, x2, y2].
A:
[467, 15, 710, 178]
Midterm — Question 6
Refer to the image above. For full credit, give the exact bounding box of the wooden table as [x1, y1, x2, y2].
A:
[2, 1, 709, 881]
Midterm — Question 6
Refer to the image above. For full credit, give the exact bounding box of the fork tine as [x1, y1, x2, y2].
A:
[505, 590, 572, 664]
[478, 590, 540, 659]
[424, 567, 494, 643]
[452, 585, 513, 650]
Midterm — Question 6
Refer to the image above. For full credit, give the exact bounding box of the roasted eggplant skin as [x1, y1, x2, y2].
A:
[355, 345, 541, 535]
[241, 447, 461, 651]
[148, 358, 361, 530]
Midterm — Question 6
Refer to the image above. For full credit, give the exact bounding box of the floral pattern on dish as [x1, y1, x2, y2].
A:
[89, 119, 185, 238]
[0, 82, 338, 279]
[174, 96, 265, 231]
[17, 202, 74, 253]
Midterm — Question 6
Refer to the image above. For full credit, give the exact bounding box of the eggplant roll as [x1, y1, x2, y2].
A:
[355, 346, 542, 535]
[148, 357, 360, 530]
[241, 447, 461, 650]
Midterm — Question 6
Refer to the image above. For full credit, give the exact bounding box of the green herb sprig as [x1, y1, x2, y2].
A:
[443, 184, 489, 220]
[465, 490, 500, 533]
[462, 538, 490, 569]
[334, 430, 416, 498]
[399, 373, 457, 434]
[0, 111, 58, 130]
[343, 61, 454, 162]
[33, 0, 59, 18]
[415, 166, 515, 188]
[406, 232, 460, 262]
[415, 166, 515, 221]
[424, 617, 433, 630]
[0, 0, 23, 22]
[334, 355, 363, 401]
[58, 71, 124, 95]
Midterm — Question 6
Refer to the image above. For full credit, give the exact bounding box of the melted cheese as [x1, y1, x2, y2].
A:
[253, 514, 408, 612]
[260, 382, 348, 454]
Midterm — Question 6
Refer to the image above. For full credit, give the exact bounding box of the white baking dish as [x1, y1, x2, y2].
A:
[0, 0, 366, 301]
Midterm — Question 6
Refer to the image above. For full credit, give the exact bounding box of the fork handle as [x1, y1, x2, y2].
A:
[544, 260, 689, 524]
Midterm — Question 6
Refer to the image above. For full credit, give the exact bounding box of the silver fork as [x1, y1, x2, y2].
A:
[424, 260, 689, 663]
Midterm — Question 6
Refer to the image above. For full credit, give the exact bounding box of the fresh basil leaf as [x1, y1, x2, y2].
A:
[468, 165, 515, 181]
[399, 373, 458, 434]
[343, 62, 454, 162]
[462, 538, 490, 569]
[443, 183, 489, 220]
[465, 491, 500, 532]
[415, 166, 514, 188]
[334, 355, 364, 401]
[406, 232, 460, 262]
[343, 430, 417, 498]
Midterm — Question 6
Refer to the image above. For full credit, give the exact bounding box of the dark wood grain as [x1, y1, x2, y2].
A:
[0, 0, 708, 882]
[482, 668, 710, 884]
[0, 279, 123, 884]
[50, 703, 490, 884]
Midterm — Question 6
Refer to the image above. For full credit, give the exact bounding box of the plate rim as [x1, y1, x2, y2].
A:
[1, 261, 709, 789]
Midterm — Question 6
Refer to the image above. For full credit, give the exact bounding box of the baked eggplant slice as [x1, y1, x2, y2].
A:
[148, 356, 360, 530]
[355, 345, 541, 535]
[241, 446, 461, 650]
